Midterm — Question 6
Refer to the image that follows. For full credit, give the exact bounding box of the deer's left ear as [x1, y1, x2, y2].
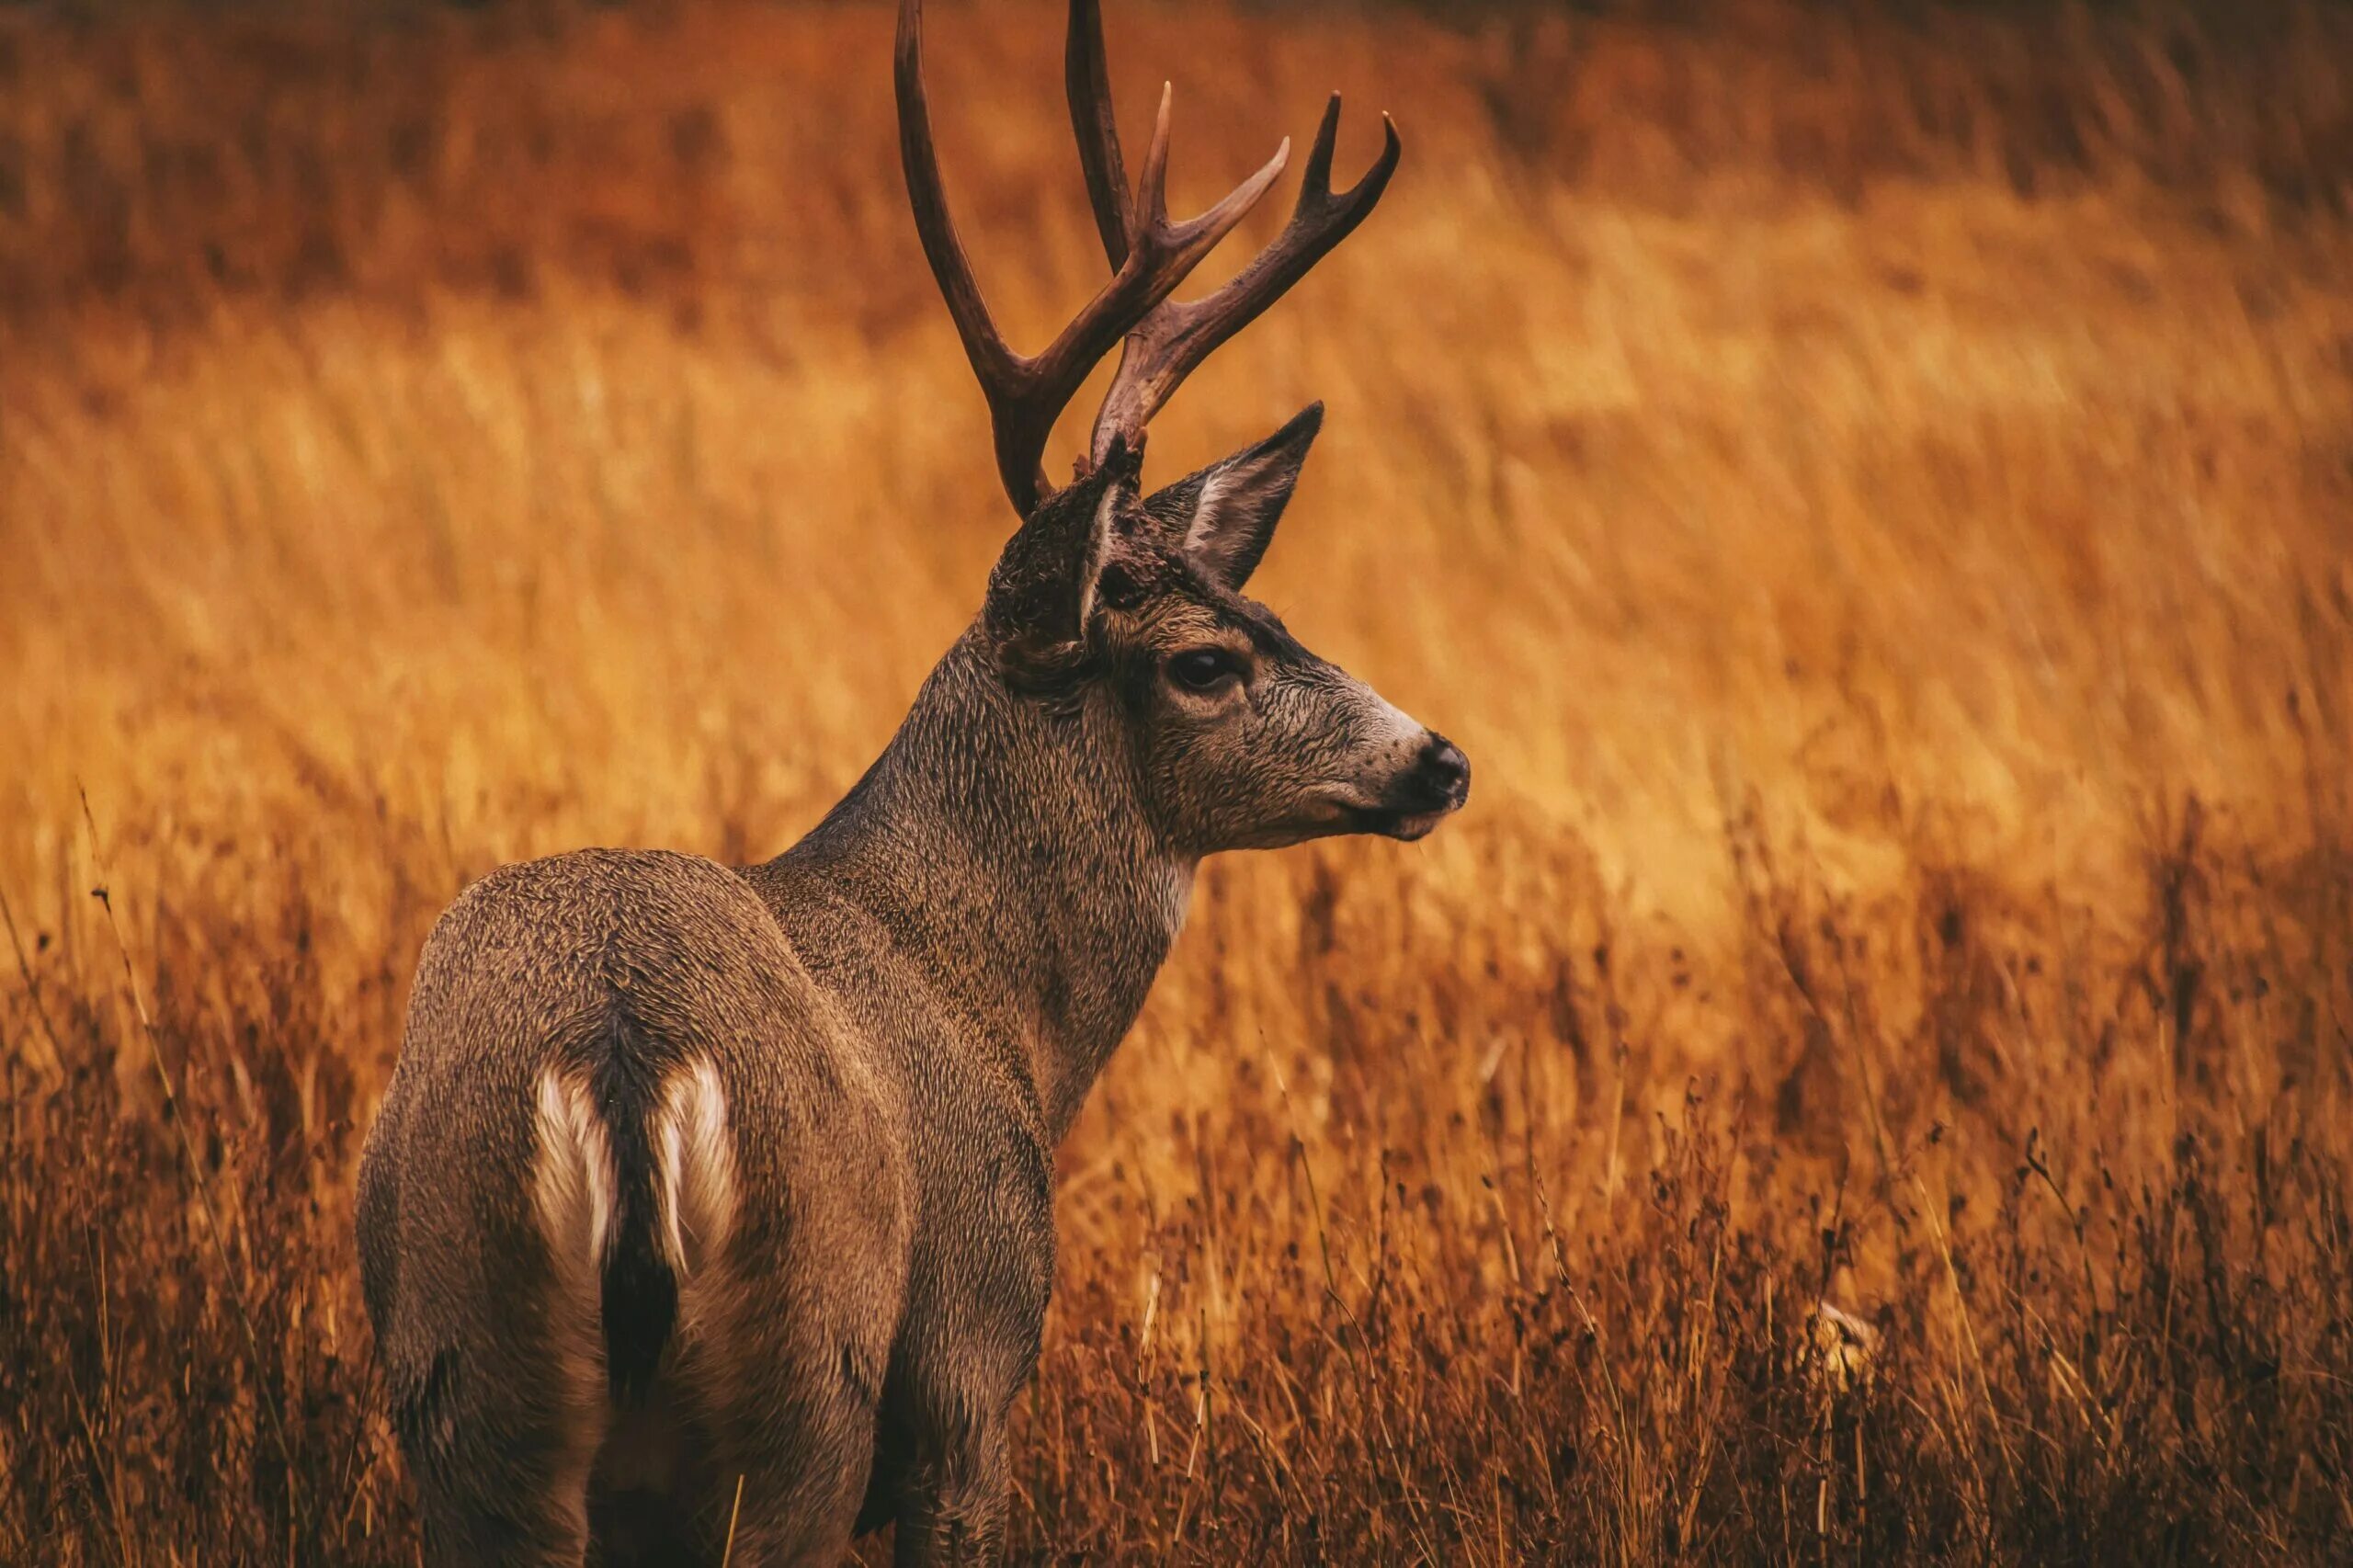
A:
[1143, 403, 1323, 591]
[984, 440, 1143, 692]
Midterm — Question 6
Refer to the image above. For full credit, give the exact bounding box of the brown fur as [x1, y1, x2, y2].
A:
[358, 398, 1468, 1564]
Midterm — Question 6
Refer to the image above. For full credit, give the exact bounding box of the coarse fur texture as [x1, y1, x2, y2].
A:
[356, 420, 1470, 1563]
[8, 2, 2353, 1563]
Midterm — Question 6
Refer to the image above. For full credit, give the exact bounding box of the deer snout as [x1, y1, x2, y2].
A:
[1413, 734, 1471, 810]
[1359, 731, 1469, 841]
[1392, 733, 1471, 816]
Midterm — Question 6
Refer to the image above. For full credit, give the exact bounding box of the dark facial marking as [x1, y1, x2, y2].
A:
[1096, 559, 1147, 613]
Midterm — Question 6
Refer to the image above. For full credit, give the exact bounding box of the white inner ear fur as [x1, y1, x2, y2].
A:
[1181, 470, 1234, 560]
[1076, 480, 1123, 628]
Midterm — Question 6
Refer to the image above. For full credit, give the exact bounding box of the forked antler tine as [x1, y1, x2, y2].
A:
[1300, 91, 1401, 214]
[900, 0, 1290, 514]
[1014, 88, 1283, 493]
[1133, 89, 1291, 260]
[1067, 4, 1290, 277]
[1066, 0, 1132, 270]
[1090, 94, 1402, 465]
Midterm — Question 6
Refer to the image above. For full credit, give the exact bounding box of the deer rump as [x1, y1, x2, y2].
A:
[359, 848, 912, 1556]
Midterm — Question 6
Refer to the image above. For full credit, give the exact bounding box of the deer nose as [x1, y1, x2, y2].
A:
[1408, 733, 1471, 811]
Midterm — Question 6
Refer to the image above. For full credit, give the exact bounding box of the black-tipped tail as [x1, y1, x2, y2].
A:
[593, 1006, 676, 1405]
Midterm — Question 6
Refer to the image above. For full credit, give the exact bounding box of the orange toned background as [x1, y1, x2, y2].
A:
[4, 2, 2349, 1560]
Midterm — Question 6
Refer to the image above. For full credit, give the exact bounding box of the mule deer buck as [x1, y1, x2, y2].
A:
[357, 1, 1467, 1561]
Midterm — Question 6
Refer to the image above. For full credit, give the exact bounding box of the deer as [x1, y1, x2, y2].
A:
[355, 1, 1468, 1562]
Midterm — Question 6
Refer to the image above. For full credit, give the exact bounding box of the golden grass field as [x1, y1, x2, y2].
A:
[4, 0, 2352, 1560]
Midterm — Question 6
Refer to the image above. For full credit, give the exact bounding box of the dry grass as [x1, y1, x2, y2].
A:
[4, 0, 2352, 1561]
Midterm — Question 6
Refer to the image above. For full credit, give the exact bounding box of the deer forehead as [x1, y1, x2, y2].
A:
[1100, 559, 1299, 649]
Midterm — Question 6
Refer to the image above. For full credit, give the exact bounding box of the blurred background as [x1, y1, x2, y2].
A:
[3, 1, 2349, 1562]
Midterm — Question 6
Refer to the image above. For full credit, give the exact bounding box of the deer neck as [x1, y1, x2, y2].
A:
[772, 626, 1192, 1139]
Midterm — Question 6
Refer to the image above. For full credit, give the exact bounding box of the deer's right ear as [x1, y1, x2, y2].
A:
[1143, 403, 1323, 591]
[983, 447, 1138, 692]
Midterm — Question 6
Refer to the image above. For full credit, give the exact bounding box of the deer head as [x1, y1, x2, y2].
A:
[897, 0, 1468, 854]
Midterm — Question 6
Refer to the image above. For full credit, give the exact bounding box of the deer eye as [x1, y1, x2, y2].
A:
[1166, 648, 1243, 693]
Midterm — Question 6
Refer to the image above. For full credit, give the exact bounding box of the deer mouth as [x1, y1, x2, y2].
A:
[1312, 738, 1471, 842]
[1336, 790, 1465, 841]
[1381, 808, 1451, 841]
[1356, 736, 1471, 839]
[1346, 803, 1453, 842]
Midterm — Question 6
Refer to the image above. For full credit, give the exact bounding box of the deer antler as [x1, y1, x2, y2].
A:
[1065, 0, 1401, 470]
[897, 0, 1289, 516]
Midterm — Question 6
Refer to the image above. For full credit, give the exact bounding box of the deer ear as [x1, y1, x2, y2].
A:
[1144, 403, 1323, 590]
[983, 445, 1139, 691]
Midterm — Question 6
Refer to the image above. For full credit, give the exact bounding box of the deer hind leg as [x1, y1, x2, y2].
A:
[393, 1070, 618, 1567]
[656, 1060, 906, 1564]
[409, 1421, 598, 1568]
[679, 1304, 900, 1568]
[683, 1392, 880, 1568]
[392, 1271, 608, 1568]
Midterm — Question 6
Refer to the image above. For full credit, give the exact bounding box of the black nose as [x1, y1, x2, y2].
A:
[1407, 733, 1471, 811]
